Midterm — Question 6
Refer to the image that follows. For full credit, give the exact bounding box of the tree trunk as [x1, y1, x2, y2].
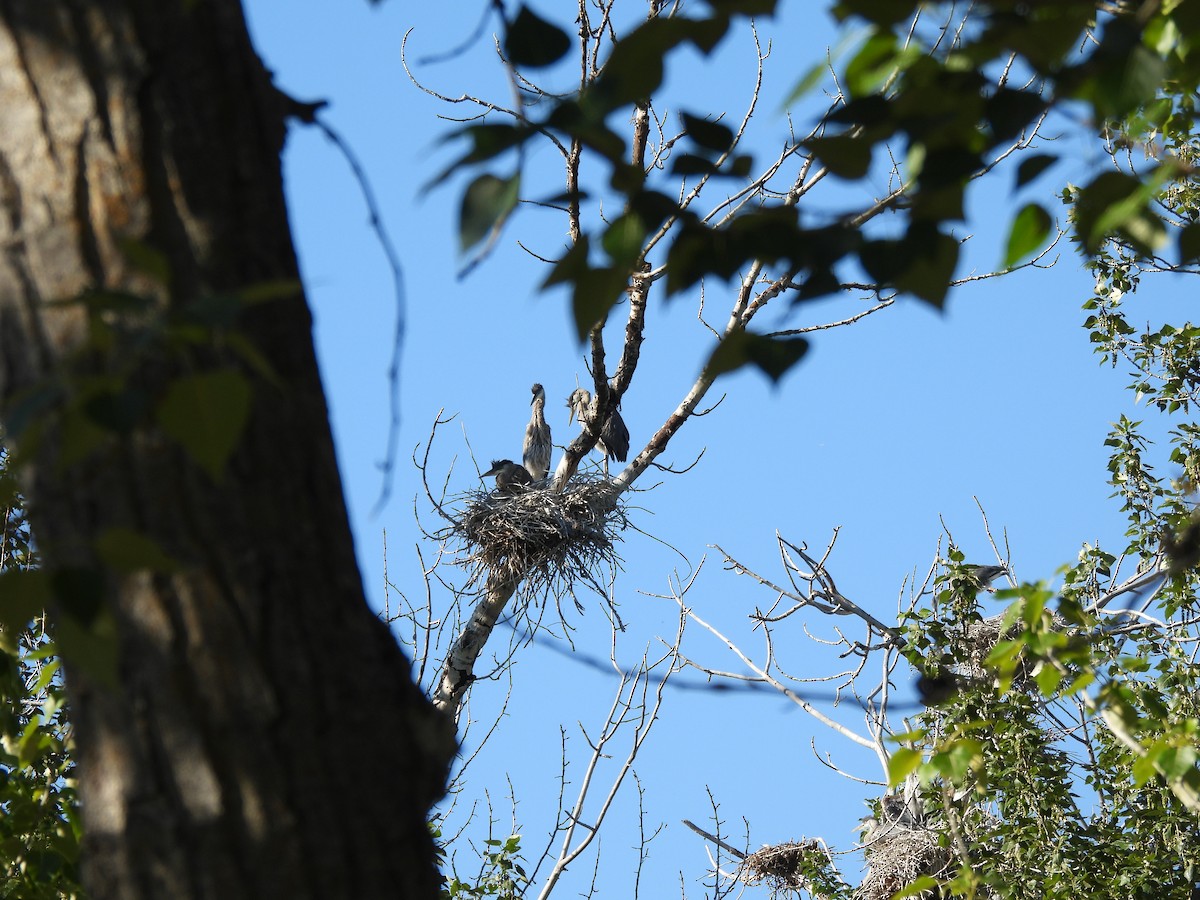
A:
[0, 2, 453, 898]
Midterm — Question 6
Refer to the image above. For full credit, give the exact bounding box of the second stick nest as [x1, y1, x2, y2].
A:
[856, 826, 951, 900]
[455, 475, 627, 598]
[741, 840, 825, 893]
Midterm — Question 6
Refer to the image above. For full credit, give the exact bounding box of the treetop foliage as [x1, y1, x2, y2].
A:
[441, 0, 1200, 383]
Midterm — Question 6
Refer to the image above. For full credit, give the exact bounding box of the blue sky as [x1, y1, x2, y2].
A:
[244, 2, 1157, 893]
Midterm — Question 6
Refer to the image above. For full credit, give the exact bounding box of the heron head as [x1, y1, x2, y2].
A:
[566, 388, 590, 424]
[530, 383, 545, 405]
[482, 459, 514, 478]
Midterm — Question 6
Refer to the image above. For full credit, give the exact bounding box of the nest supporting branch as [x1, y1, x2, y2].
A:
[431, 477, 629, 719]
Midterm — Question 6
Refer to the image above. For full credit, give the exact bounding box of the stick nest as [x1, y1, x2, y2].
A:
[855, 827, 951, 900]
[740, 840, 823, 893]
[454, 475, 627, 598]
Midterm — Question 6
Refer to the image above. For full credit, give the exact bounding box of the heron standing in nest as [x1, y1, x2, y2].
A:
[482, 459, 532, 494]
[523, 383, 552, 482]
[567, 385, 630, 474]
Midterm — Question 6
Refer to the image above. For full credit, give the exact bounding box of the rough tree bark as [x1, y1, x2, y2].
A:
[0, 2, 452, 898]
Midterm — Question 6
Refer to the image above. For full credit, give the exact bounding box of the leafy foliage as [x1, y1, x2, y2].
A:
[0, 451, 84, 899]
[438, 0, 1200, 390]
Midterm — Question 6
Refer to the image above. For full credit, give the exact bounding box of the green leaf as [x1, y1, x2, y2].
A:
[601, 213, 647, 267]
[94, 528, 179, 574]
[782, 58, 830, 108]
[1004, 203, 1052, 267]
[887, 747, 922, 787]
[893, 876, 941, 899]
[863, 227, 959, 307]
[83, 386, 149, 435]
[571, 269, 630, 343]
[1073, 169, 1168, 255]
[156, 369, 252, 481]
[504, 6, 571, 68]
[459, 173, 520, 252]
[0, 570, 51, 634]
[54, 602, 119, 691]
[117, 236, 171, 285]
[844, 29, 901, 95]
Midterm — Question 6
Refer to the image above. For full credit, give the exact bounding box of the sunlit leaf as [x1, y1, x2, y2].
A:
[1004, 203, 1052, 267]
[887, 747, 922, 787]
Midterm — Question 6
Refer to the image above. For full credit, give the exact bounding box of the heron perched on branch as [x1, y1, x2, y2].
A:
[567, 386, 630, 473]
[523, 383, 552, 482]
[482, 459, 532, 493]
[964, 563, 1009, 592]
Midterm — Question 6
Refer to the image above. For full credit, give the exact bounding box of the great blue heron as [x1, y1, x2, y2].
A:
[523, 383, 552, 482]
[567, 386, 630, 473]
[965, 563, 1009, 592]
[482, 459, 532, 493]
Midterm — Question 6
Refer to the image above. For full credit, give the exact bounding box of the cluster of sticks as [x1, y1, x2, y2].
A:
[455, 475, 626, 598]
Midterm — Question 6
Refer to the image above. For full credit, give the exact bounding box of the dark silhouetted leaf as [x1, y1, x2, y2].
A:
[543, 237, 592, 289]
[681, 112, 735, 153]
[602, 213, 647, 267]
[708, 0, 778, 14]
[628, 190, 682, 231]
[828, 94, 893, 128]
[1078, 19, 1167, 121]
[804, 134, 872, 179]
[156, 369, 252, 481]
[459, 172, 520, 252]
[1179, 222, 1200, 264]
[671, 154, 722, 177]
[1073, 169, 1166, 255]
[594, 16, 728, 107]
[834, 1, 913, 27]
[1004, 203, 1052, 267]
[504, 5, 571, 68]
[707, 331, 809, 383]
[424, 123, 531, 190]
[53, 568, 118, 689]
[541, 239, 629, 342]
[895, 228, 958, 306]
[985, 88, 1048, 143]
[571, 269, 630, 343]
[83, 387, 149, 435]
[863, 226, 959, 306]
[1015, 153, 1057, 188]
[546, 99, 627, 162]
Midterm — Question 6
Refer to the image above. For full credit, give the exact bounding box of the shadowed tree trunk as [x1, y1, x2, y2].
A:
[0, 2, 452, 898]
